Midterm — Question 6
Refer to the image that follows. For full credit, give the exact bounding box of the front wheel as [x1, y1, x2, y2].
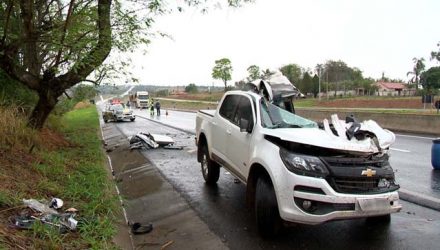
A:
[201, 145, 220, 185]
[130, 118, 135, 122]
[255, 175, 282, 238]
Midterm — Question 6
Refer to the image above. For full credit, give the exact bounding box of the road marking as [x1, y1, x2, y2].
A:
[390, 148, 411, 153]
[395, 134, 437, 140]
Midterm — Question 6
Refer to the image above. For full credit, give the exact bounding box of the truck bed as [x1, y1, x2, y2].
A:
[198, 109, 215, 117]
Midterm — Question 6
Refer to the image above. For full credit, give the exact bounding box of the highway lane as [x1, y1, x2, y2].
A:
[112, 115, 440, 250]
[132, 109, 440, 199]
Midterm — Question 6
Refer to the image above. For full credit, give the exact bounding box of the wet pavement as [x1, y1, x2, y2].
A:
[100, 117, 227, 250]
[112, 115, 440, 250]
[133, 109, 440, 201]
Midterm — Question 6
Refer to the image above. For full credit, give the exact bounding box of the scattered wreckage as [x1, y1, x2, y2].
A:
[196, 72, 401, 237]
[129, 132, 182, 150]
[11, 198, 78, 234]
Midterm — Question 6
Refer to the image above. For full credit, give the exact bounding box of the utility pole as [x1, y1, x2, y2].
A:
[316, 64, 322, 101]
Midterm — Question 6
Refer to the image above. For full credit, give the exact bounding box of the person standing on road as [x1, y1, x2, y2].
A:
[155, 100, 161, 116]
[149, 99, 155, 116]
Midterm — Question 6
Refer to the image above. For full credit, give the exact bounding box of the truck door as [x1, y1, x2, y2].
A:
[227, 96, 255, 179]
[211, 94, 240, 162]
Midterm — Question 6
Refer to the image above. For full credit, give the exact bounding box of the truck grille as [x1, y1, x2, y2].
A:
[321, 156, 399, 194]
[328, 177, 397, 194]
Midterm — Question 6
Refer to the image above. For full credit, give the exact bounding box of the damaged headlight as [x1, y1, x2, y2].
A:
[279, 147, 329, 178]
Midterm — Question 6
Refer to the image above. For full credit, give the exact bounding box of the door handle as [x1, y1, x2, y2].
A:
[212, 121, 217, 126]
[226, 129, 231, 135]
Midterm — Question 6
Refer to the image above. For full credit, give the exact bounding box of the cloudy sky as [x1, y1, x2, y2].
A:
[124, 0, 440, 86]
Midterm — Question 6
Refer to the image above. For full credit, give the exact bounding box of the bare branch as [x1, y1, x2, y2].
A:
[1, 0, 14, 45]
[53, 0, 75, 67]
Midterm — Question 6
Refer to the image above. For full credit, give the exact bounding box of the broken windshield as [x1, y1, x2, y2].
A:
[260, 100, 317, 129]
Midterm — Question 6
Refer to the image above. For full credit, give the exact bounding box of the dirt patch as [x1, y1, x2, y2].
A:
[74, 101, 91, 109]
[317, 98, 425, 109]
[38, 128, 73, 150]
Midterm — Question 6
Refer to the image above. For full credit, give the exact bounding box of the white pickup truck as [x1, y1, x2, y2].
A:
[195, 87, 402, 237]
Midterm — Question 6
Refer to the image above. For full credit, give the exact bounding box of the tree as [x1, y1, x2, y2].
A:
[407, 57, 425, 90]
[212, 58, 233, 91]
[311, 75, 319, 98]
[280, 64, 302, 86]
[247, 65, 260, 81]
[73, 84, 98, 101]
[260, 68, 275, 79]
[431, 42, 440, 63]
[185, 83, 198, 93]
[300, 72, 313, 95]
[420, 67, 440, 92]
[0, 0, 250, 129]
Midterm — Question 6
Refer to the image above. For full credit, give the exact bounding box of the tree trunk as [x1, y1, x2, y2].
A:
[28, 89, 59, 129]
[224, 80, 227, 92]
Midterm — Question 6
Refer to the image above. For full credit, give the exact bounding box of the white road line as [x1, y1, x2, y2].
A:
[390, 148, 411, 153]
[395, 134, 437, 140]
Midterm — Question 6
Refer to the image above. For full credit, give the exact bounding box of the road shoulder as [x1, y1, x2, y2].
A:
[100, 120, 227, 250]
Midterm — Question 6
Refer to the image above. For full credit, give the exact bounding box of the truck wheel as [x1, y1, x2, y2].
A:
[366, 214, 391, 224]
[130, 118, 135, 122]
[201, 145, 220, 185]
[255, 175, 282, 238]
[104, 118, 108, 123]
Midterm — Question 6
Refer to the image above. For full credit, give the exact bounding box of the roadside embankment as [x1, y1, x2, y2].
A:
[0, 106, 118, 249]
[296, 108, 440, 136]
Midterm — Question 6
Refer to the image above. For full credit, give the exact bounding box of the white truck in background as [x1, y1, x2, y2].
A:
[129, 91, 149, 109]
[195, 73, 402, 237]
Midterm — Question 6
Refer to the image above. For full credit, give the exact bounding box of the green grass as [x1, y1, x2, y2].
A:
[160, 99, 218, 111]
[0, 106, 117, 248]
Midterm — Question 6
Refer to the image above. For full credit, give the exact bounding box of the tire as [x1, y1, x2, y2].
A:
[200, 145, 220, 185]
[103, 118, 108, 123]
[366, 214, 391, 224]
[255, 175, 282, 238]
[130, 118, 135, 122]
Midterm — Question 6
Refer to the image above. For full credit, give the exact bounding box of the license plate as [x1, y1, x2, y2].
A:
[357, 198, 389, 211]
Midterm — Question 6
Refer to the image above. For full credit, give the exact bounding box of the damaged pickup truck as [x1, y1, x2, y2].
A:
[195, 73, 402, 237]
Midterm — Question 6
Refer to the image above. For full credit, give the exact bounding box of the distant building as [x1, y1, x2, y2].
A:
[375, 81, 413, 96]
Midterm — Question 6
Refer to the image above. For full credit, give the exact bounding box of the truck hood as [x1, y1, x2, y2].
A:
[262, 119, 395, 155]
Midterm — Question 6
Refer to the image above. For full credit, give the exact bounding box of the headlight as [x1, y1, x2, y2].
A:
[279, 147, 329, 178]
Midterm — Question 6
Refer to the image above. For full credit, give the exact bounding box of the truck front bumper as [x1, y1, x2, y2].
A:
[277, 172, 402, 225]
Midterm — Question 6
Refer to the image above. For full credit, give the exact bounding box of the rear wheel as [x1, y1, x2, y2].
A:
[255, 175, 282, 238]
[201, 145, 220, 185]
[130, 118, 135, 122]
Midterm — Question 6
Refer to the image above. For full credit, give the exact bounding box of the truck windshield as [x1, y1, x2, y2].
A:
[138, 95, 148, 99]
[260, 100, 317, 129]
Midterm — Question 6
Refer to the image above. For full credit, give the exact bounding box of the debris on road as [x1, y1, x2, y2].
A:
[131, 222, 153, 235]
[130, 132, 178, 150]
[161, 240, 174, 250]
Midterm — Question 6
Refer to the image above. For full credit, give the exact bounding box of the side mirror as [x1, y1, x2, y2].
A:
[239, 118, 252, 133]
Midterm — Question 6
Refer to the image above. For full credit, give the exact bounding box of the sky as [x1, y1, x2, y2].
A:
[123, 0, 440, 86]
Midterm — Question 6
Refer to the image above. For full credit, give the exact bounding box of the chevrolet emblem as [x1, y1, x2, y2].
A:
[361, 168, 376, 177]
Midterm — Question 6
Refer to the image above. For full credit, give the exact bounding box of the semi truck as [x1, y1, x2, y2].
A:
[129, 91, 149, 109]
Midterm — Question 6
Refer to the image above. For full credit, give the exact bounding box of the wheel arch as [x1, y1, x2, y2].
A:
[197, 132, 208, 163]
[246, 163, 272, 210]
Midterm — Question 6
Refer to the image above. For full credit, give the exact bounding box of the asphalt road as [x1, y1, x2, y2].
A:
[132, 109, 440, 200]
[111, 114, 440, 250]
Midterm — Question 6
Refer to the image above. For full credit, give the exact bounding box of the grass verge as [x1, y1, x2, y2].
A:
[0, 106, 117, 249]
